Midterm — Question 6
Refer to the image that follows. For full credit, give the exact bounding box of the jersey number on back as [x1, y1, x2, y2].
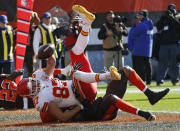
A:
[0, 80, 17, 102]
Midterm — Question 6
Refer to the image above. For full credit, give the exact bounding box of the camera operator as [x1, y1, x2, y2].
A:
[98, 10, 128, 70]
[64, 15, 82, 67]
[155, 4, 180, 86]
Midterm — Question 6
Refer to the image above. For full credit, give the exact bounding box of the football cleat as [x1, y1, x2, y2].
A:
[109, 66, 121, 80]
[147, 114, 156, 121]
[148, 88, 170, 105]
[72, 5, 95, 21]
[138, 110, 156, 121]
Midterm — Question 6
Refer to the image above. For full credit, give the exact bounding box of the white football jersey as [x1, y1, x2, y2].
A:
[32, 70, 80, 112]
[32, 70, 53, 88]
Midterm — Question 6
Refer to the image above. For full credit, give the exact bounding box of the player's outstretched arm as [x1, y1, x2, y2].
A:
[0, 69, 24, 80]
[47, 101, 83, 122]
[0, 74, 9, 80]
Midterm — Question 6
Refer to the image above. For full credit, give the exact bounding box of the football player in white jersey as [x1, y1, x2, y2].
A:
[17, 5, 121, 122]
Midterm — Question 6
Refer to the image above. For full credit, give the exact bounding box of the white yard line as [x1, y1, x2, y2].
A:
[118, 110, 180, 114]
[150, 110, 180, 114]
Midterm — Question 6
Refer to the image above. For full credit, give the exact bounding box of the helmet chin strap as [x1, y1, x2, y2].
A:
[27, 77, 33, 94]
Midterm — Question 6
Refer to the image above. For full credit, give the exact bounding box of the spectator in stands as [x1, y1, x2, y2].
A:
[128, 10, 153, 85]
[155, 4, 180, 86]
[98, 10, 128, 71]
[128, 14, 141, 53]
[33, 12, 56, 68]
[0, 15, 14, 74]
[64, 15, 82, 66]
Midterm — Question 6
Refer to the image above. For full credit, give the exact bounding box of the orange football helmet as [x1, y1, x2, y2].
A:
[17, 77, 43, 98]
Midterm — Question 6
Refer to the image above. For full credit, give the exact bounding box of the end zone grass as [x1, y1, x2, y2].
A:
[98, 81, 180, 112]
[123, 92, 180, 112]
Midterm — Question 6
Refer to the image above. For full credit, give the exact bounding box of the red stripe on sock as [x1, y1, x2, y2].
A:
[115, 99, 137, 115]
[95, 73, 100, 82]
[129, 70, 146, 91]
[81, 30, 89, 36]
[102, 105, 116, 120]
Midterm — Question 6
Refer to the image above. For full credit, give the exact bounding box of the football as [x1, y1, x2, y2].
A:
[37, 44, 55, 59]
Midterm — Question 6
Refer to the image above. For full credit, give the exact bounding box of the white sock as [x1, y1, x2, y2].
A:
[73, 71, 111, 83]
[142, 86, 148, 93]
[72, 24, 91, 55]
[82, 24, 91, 32]
[136, 109, 140, 115]
[73, 70, 96, 83]
[23, 98, 28, 109]
[99, 72, 111, 80]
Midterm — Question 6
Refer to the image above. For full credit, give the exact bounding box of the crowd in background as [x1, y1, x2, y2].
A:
[99, 4, 180, 86]
[0, 3, 179, 109]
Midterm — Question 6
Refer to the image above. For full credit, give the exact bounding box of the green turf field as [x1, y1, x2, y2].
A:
[97, 81, 180, 112]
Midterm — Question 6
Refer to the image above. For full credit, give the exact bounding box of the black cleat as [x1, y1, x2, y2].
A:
[7, 69, 24, 80]
[148, 88, 170, 105]
[172, 82, 178, 86]
[147, 114, 156, 121]
[156, 80, 164, 86]
[138, 110, 156, 121]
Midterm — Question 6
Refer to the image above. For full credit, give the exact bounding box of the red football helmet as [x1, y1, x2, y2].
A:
[17, 77, 43, 98]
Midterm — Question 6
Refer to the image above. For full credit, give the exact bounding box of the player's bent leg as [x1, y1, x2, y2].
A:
[70, 5, 98, 102]
[123, 66, 170, 105]
[71, 30, 90, 55]
[70, 48, 97, 102]
[72, 68, 121, 83]
[114, 95, 156, 121]
[96, 95, 118, 120]
[70, 5, 95, 74]
[100, 94, 156, 121]
[106, 70, 128, 99]
[72, 5, 95, 55]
